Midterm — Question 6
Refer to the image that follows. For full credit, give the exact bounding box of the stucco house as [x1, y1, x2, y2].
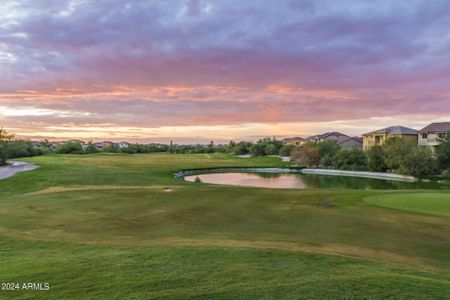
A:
[95, 141, 114, 150]
[282, 137, 306, 147]
[306, 132, 350, 144]
[117, 142, 130, 149]
[338, 137, 363, 150]
[418, 122, 450, 152]
[362, 126, 418, 151]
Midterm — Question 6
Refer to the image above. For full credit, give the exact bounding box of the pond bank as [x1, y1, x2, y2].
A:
[0, 161, 39, 180]
[176, 167, 418, 182]
[301, 168, 416, 181]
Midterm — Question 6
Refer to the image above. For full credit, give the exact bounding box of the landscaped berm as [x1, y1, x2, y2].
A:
[1, 153, 450, 299]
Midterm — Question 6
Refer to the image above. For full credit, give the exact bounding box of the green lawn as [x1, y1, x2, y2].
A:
[0, 153, 450, 299]
[364, 193, 450, 217]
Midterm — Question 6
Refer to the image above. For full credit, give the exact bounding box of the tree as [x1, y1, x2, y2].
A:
[366, 145, 387, 172]
[399, 146, 438, 177]
[0, 143, 6, 166]
[436, 131, 450, 171]
[279, 145, 295, 157]
[332, 148, 367, 171]
[318, 141, 340, 167]
[206, 141, 215, 153]
[233, 141, 252, 155]
[6, 140, 33, 158]
[0, 128, 14, 165]
[249, 143, 266, 156]
[383, 137, 415, 171]
[84, 141, 98, 153]
[291, 143, 321, 167]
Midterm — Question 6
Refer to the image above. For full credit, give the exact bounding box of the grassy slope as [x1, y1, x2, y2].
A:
[0, 153, 449, 299]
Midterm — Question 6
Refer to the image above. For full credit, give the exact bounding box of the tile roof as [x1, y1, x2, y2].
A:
[282, 137, 305, 142]
[306, 132, 349, 140]
[363, 126, 417, 136]
[337, 137, 362, 144]
[419, 122, 450, 134]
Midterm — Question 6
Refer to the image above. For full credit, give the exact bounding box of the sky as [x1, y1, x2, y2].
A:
[0, 0, 449, 143]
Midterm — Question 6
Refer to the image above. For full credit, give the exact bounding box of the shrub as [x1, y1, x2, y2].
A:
[399, 146, 438, 177]
[366, 145, 387, 172]
[318, 141, 340, 167]
[233, 141, 252, 155]
[55, 142, 84, 154]
[332, 148, 367, 171]
[0, 143, 6, 166]
[291, 143, 321, 167]
[279, 145, 295, 157]
[436, 131, 450, 172]
[384, 137, 415, 171]
[249, 143, 267, 156]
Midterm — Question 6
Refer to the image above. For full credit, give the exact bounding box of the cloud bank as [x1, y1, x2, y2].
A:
[0, 0, 449, 141]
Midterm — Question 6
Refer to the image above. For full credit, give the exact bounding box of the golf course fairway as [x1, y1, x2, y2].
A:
[0, 154, 449, 299]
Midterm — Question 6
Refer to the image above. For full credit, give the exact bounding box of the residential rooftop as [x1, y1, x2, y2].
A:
[306, 132, 350, 140]
[419, 122, 450, 134]
[363, 126, 417, 136]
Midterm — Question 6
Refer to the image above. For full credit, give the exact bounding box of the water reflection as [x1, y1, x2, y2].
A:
[184, 172, 449, 190]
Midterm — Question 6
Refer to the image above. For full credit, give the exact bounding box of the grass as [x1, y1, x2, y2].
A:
[364, 193, 450, 217]
[0, 153, 449, 299]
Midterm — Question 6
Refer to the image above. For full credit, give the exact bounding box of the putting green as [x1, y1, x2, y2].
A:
[364, 193, 450, 217]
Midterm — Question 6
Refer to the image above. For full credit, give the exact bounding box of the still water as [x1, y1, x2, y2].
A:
[184, 172, 448, 190]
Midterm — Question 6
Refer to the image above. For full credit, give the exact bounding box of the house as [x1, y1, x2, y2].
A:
[418, 122, 450, 152]
[95, 141, 114, 150]
[305, 132, 350, 144]
[117, 142, 130, 149]
[282, 137, 306, 147]
[362, 126, 418, 151]
[337, 137, 363, 150]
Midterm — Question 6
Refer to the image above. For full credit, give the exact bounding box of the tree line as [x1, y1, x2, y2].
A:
[0, 128, 294, 165]
[292, 134, 450, 177]
[0, 128, 46, 166]
[53, 137, 293, 155]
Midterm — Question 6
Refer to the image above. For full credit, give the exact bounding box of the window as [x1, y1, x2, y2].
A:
[422, 133, 427, 139]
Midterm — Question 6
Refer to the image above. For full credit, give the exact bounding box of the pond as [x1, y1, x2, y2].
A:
[184, 171, 449, 190]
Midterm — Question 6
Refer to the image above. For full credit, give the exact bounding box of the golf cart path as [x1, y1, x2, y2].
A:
[0, 161, 39, 180]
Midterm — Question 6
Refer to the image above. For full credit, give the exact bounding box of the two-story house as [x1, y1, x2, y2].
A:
[418, 122, 450, 152]
[282, 137, 306, 147]
[362, 126, 418, 151]
[305, 132, 350, 144]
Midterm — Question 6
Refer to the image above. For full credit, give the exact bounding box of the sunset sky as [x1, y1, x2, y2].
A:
[1, 0, 449, 143]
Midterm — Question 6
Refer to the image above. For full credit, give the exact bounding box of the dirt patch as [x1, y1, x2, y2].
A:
[26, 185, 183, 196]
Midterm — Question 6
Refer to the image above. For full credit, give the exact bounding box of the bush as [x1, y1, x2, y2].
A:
[291, 143, 321, 167]
[436, 131, 450, 172]
[399, 146, 438, 177]
[318, 141, 340, 167]
[0, 143, 6, 166]
[0, 128, 14, 165]
[249, 143, 267, 156]
[55, 142, 84, 154]
[84, 142, 98, 154]
[332, 148, 367, 171]
[279, 145, 295, 156]
[233, 141, 252, 155]
[366, 145, 387, 172]
[384, 137, 415, 171]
